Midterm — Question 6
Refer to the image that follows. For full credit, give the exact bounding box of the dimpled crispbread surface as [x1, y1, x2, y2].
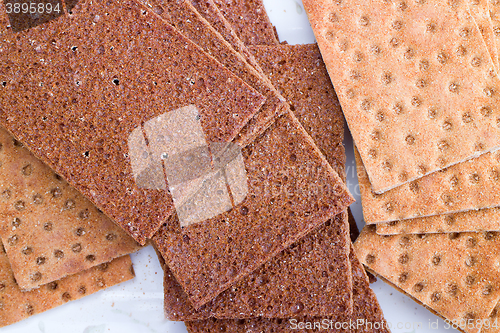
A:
[355, 226, 500, 333]
[0, 127, 141, 290]
[303, 0, 500, 193]
[0, 242, 135, 328]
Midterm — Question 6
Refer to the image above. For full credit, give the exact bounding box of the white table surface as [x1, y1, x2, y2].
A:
[4, 1, 461, 332]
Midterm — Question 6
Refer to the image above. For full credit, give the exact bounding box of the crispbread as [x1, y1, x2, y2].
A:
[190, 0, 265, 74]
[160, 43, 352, 319]
[0, 127, 140, 290]
[185, 244, 389, 333]
[0, 241, 135, 328]
[248, 44, 345, 177]
[162, 212, 351, 320]
[482, 301, 500, 333]
[354, 225, 500, 333]
[469, 0, 499, 71]
[137, 0, 288, 148]
[188, 0, 287, 145]
[211, 0, 279, 46]
[153, 111, 353, 308]
[376, 207, 500, 235]
[355, 146, 500, 224]
[0, 0, 266, 245]
[303, 0, 500, 194]
[489, 0, 500, 67]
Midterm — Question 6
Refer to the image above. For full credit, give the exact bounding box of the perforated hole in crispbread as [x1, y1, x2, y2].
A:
[304, 0, 500, 193]
[355, 226, 500, 332]
[0, 128, 141, 290]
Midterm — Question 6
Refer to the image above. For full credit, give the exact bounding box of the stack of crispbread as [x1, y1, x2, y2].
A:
[0, 0, 393, 330]
[303, 0, 500, 330]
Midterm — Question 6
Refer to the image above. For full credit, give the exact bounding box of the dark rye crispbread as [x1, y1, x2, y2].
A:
[162, 212, 351, 320]
[154, 110, 354, 308]
[211, 0, 279, 46]
[161, 45, 353, 319]
[0, 127, 141, 290]
[0, 0, 266, 245]
[248, 44, 345, 176]
[188, 0, 287, 146]
[184, 244, 389, 333]
[190, 0, 266, 74]
[0, 240, 135, 327]
[137, 0, 288, 148]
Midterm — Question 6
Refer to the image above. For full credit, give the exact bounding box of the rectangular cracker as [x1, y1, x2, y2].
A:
[489, 1, 500, 67]
[376, 208, 500, 235]
[184, 244, 389, 333]
[156, 45, 353, 309]
[0, 127, 141, 290]
[0, 243, 135, 328]
[190, 0, 266, 74]
[0, 0, 266, 245]
[303, 0, 500, 194]
[470, 0, 499, 70]
[153, 110, 354, 309]
[162, 212, 351, 320]
[354, 225, 500, 333]
[188, 0, 286, 145]
[355, 146, 500, 224]
[159, 43, 352, 319]
[210, 0, 279, 46]
[248, 44, 346, 177]
[138, 0, 288, 148]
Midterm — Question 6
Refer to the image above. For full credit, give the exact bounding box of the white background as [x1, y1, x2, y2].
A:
[4, 1, 461, 332]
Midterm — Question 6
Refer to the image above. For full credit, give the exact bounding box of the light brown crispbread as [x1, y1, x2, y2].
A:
[0, 0, 266, 245]
[162, 212, 351, 320]
[303, 0, 500, 193]
[482, 301, 500, 333]
[0, 128, 140, 290]
[489, 1, 500, 67]
[0, 242, 134, 328]
[469, 0, 499, 70]
[354, 225, 500, 333]
[355, 146, 500, 224]
[154, 111, 354, 309]
[185, 244, 389, 333]
[211, 0, 279, 46]
[376, 208, 500, 235]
